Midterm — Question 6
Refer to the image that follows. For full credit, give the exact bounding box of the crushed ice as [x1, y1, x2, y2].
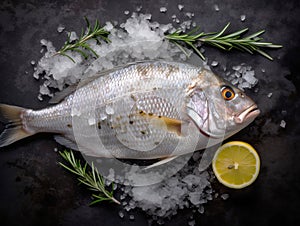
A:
[112, 153, 219, 223]
[224, 63, 258, 91]
[33, 12, 191, 100]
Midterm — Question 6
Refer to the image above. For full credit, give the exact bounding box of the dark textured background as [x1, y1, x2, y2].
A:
[0, 0, 300, 225]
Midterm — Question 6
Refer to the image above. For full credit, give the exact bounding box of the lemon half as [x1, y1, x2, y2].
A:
[212, 141, 260, 189]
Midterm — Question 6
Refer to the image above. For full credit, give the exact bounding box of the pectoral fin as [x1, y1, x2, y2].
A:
[159, 117, 182, 136]
[54, 135, 79, 150]
[143, 156, 178, 170]
[139, 113, 182, 136]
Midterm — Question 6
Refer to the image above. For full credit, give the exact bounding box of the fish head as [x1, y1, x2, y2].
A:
[186, 69, 260, 139]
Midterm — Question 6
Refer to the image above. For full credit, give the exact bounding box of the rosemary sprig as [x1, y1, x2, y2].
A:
[55, 17, 110, 63]
[165, 23, 282, 60]
[59, 150, 120, 205]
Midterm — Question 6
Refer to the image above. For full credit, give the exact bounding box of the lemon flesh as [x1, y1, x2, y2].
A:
[212, 141, 260, 189]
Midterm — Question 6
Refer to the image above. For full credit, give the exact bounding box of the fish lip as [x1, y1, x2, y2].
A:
[235, 104, 260, 124]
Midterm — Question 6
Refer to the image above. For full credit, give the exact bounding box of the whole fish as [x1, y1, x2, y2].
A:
[0, 61, 260, 160]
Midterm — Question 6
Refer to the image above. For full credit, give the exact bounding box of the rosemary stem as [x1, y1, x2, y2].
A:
[165, 23, 282, 60]
[59, 150, 120, 205]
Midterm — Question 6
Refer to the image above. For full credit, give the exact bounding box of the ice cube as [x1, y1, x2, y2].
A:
[240, 15, 246, 22]
[280, 120, 286, 128]
[241, 81, 251, 89]
[232, 65, 241, 71]
[69, 31, 78, 42]
[185, 12, 193, 18]
[160, 7, 167, 13]
[39, 84, 51, 95]
[37, 94, 43, 101]
[40, 39, 48, 46]
[188, 220, 196, 226]
[211, 61, 218, 67]
[104, 21, 114, 31]
[198, 205, 204, 214]
[221, 193, 229, 200]
[136, 6, 142, 12]
[243, 71, 258, 85]
[124, 205, 131, 211]
[214, 4, 220, 11]
[281, 110, 287, 116]
[118, 211, 124, 218]
[234, 71, 241, 78]
[231, 78, 239, 85]
[189, 192, 201, 205]
[178, 4, 184, 11]
[160, 23, 173, 33]
[57, 24, 65, 33]
[238, 84, 244, 91]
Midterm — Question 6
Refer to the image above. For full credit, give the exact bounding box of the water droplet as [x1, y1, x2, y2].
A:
[88, 117, 96, 126]
[105, 105, 114, 115]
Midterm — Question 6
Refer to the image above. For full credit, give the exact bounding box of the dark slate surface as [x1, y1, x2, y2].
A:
[0, 0, 299, 225]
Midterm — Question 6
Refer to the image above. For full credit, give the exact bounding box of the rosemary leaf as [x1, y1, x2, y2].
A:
[59, 150, 120, 205]
[165, 23, 282, 60]
[55, 17, 110, 62]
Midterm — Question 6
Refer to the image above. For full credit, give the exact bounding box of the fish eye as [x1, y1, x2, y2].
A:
[221, 86, 235, 101]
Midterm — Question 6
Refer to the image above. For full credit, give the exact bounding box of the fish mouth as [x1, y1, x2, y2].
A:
[235, 104, 260, 124]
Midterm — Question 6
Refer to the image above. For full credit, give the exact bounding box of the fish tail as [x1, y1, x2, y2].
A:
[0, 104, 33, 147]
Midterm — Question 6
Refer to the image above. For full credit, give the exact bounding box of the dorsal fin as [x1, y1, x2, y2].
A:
[77, 60, 162, 89]
[48, 84, 78, 104]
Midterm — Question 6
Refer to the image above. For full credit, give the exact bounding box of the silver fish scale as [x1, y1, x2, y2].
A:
[91, 88, 187, 157]
[24, 61, 203, 158]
